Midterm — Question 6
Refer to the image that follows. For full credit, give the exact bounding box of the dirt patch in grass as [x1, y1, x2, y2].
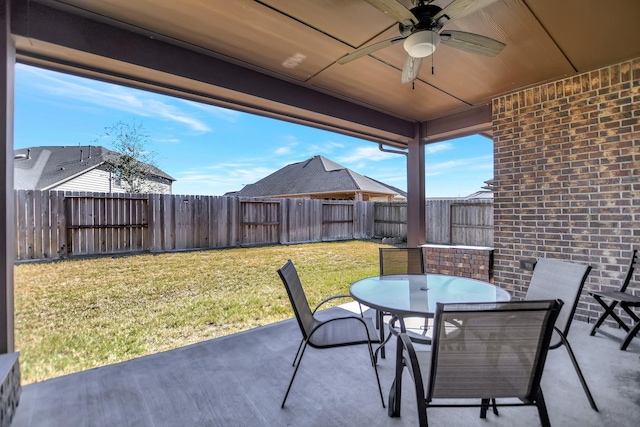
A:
[15, 240, 393, 384]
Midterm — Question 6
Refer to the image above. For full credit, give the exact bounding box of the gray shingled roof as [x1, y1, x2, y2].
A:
[231, 155, 400, 198]
[14, 146, 174, 190]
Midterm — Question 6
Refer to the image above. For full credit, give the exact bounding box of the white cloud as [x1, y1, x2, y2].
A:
[428, 155, 492, 172]
[179, 99, 242, 122]
[371, 170, 407, 190]
[336, 145, 398, 163]
[306, 140, 345, 155]
[273, 135, 348, 158]
[425, 142, 454, 154]
[154, 137, 181, 144]
[272, 135, 301, 156]
[18, 64, 210, 133]
[145, 99, 210, 132]
[275, 146, 292, 155]
[174, 163, 276, 195]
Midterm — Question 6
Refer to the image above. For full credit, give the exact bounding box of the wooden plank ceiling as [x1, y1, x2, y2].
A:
[11, 0, 640, 146]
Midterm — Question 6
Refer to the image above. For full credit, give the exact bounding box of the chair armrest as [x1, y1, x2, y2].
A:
[389, 315, 433, 345]
[312, 294, 353, 314]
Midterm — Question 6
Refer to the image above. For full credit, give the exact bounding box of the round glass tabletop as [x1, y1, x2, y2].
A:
[350, 274, 511, 317]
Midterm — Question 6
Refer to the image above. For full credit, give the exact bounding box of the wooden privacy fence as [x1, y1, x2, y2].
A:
[15, 191, 492, 261]
[15, 191, 375, 260]
[14, 191, 151, 260]
[374, 199, 494, 247]
[430, 199, 493, 246]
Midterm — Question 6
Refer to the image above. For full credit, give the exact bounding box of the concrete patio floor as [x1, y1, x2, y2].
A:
[11, 307, 640, 427]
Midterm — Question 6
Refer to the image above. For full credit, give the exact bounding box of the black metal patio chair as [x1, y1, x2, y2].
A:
[393, 300, 563, 426]
[277, 259, 385, 408]
[589, 248, 640, 350]
[379, 247, 425, 277]
[524, 258, 598, 411]
[376, 247, 426, 359]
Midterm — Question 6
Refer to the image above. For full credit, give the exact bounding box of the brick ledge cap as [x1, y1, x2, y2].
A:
[420, 244, 494, 251]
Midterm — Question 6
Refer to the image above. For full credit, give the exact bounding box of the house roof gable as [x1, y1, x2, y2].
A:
[234, 155, 399, 198]
[14, 145, 175, 190]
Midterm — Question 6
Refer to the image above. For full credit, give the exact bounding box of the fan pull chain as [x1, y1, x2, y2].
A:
[432, 50, 435, 75]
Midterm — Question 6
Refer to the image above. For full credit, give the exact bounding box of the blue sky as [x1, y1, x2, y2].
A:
[14, 63, 493, 197]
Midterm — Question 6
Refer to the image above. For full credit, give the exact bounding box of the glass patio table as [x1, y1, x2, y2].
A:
[350, 274, 512, 417]
[350, 274, 511, 320]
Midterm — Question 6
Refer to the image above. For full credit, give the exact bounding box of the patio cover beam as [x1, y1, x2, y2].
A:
[422, 105, 492, 143]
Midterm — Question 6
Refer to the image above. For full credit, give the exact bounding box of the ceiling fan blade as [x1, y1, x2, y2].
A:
[363, 0, 417, 25]
[433, 0, 497, 24]
[337, 37, 404, 64]
[401, 55, 423, 84]
[440, 31, 505, 57]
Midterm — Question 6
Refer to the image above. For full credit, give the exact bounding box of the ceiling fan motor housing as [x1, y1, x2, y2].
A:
[399, 4, 444, 36]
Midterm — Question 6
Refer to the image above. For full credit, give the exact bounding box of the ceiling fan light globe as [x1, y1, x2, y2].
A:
[403, 31, 441, 58]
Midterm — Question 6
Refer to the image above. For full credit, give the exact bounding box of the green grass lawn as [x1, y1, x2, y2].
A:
[15, 240, 391, 384]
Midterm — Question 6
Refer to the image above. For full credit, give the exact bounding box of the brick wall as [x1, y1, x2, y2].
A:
[492, 57, 640, 323]
[422, 244, 494, 283]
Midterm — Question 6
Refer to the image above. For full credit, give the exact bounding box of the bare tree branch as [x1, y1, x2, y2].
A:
[97, 120, 164, 194]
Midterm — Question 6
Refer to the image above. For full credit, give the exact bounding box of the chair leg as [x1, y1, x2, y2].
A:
[535, 388, 551, 427]
[590, 298, 627, 335]
[366, 339, 386, 408]
[292, 339, 304, 366]
[620, 319, 640, 351]
[282, 340, 309, 408]
[619, 303, 640, 350]
[479, 398, 498, 418]
[374, 326, 394, 364]
[480, 399, 490, 418]
[378, 310, 386, 359]
[555, 329, 599, 411]
[388, 338, 404, 418]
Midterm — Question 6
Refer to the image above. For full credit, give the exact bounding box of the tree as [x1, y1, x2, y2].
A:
[98, 120, 163, 194]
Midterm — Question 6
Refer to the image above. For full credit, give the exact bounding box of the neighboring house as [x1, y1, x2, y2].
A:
[14, 145, 175, 194]
[464, 179, 494, 200]
[464, 190, 493, 200]
[226, 155, 406, 201]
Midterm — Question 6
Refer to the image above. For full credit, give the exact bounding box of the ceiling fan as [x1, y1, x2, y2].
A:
[337, 0, 506, 84]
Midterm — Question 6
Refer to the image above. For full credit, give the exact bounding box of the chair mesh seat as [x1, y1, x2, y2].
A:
[590, 290, 640, 303]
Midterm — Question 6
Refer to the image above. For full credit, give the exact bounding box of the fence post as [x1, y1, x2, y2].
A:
[230, 196, 239, 247]
[279, 199, 288, 244]
[148, 194, 157, 252]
